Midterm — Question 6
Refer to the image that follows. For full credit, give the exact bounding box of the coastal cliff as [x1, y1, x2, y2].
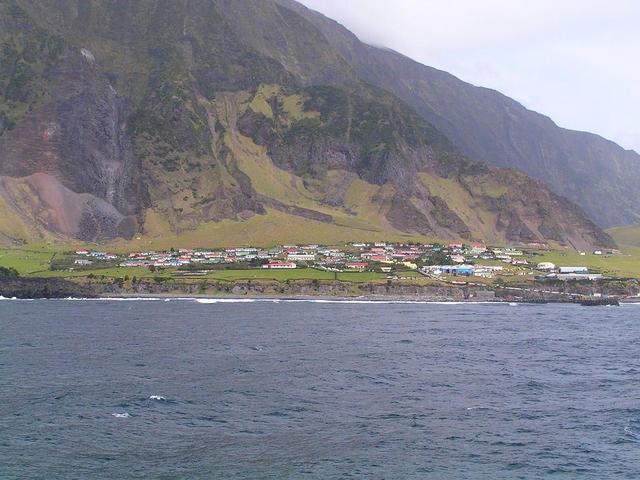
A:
[0, 276, 494, 300]
[0, 276, 96, 298]
[2, 276, 638, 301]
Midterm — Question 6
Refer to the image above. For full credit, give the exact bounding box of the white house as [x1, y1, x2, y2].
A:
[287, 253, 315, 262]
[558, 266, 589, 274]
[263, 261, 296, 269]
[536, 262, 556, 271]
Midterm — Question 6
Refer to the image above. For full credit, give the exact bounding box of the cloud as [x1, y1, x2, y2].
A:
[298, 0, 640, 152]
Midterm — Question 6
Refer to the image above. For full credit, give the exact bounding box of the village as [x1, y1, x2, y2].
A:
[68, 242, 618, 283]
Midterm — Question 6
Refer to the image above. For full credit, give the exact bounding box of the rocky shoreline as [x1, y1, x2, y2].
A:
[1, 276, 639, 303]
[0, 277, 494, 301]
[0, 277, 97, 299]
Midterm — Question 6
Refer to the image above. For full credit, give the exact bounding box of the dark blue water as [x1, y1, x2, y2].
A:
[1, 299, 640, 479]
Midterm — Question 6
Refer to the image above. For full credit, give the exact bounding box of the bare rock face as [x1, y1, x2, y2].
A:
[0, 45, 146, 240]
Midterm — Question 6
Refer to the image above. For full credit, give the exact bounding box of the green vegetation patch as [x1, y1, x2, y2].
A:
[0, 266, 19, 277]
[0, 248, 57, 275]
[28, 263, 386, 284]
[608, 225, 640, 248]
[199, 268, 385, 283]
[0, 3, 66, 135]
[525, 248, 640, 279]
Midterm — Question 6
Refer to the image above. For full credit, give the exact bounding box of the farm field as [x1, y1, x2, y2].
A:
[0, 247, 58, 275]
[47, 267, 386, 283]
[193, 269, 386, 283]
[524, 248, 640, 278]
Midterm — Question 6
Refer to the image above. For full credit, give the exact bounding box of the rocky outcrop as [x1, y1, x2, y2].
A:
[0, 40, 146, 240]
[82, 277, 496, 301]
[3, 275, 638, 301]
[0, 276, 96, 298]
[235, 85, 614, 248]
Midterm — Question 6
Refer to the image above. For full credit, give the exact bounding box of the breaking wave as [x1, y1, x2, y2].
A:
[95, 297, 164, 301]
[625, 424, 640, 442]
[2, 296, 522, 305]
[194, 298, 504, 305]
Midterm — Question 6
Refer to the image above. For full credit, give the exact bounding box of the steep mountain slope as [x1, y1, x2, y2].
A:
[283, 0, 640, 229]
[607, 225, 640, 249]
[0, 0, 613, 249]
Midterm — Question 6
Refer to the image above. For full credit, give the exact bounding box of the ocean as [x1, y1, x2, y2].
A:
[1, 299, 639, 479]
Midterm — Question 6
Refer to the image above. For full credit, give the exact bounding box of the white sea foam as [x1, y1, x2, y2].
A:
[149, 395, 166, 401]
[111, 412, 130, 418]
[61, 297, 165, 301]
[193, 298, 503, 305]
[98, 297, 164, 301]
[625, 425, 640, 441]
[0, 295, 525, 305]
[196, 298, 261, 304]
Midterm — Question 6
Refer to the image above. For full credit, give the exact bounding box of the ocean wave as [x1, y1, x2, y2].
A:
[0, 295, 526, 305]
[0, 296, 35, 301]
[98, 297, 164, 301]
[195, 298, 263, 304]
[624, 424, 640, 442]
[149, 395, 166, 401]
[2, 296, 167, 301]
[58, 297, 166, 301]
[111, 412, 130, 418]
[194, 298, 504, 305]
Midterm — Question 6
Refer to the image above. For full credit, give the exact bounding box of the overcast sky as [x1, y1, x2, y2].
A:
[299, 0, 640, 153]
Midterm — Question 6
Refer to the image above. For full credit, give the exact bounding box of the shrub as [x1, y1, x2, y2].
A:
[0, 266, 19, 278]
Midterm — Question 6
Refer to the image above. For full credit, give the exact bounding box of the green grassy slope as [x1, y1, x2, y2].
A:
[608, 225, 640, 248]
[525, 248, 640, 278]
